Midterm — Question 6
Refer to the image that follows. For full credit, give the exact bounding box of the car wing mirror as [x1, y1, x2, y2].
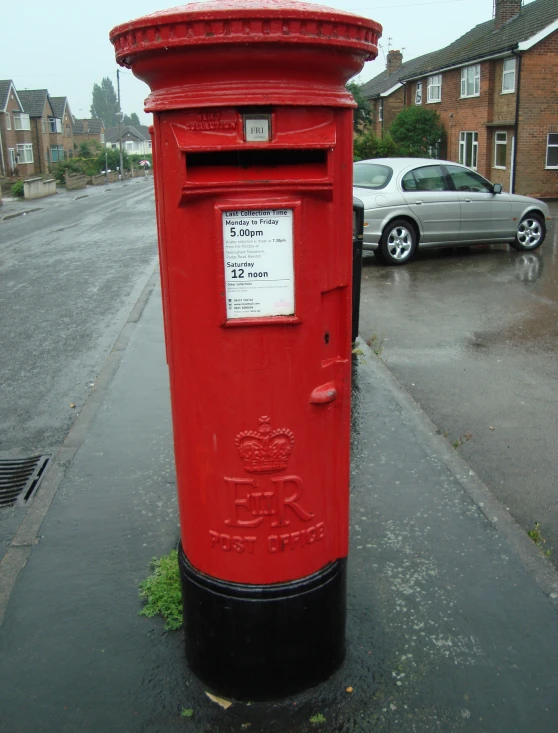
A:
[492, 183, 503, 194]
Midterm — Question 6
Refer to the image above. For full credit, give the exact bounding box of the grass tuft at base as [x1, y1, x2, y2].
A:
[138, 549, 183, 630]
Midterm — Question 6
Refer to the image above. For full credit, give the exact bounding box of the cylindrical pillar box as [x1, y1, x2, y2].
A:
[110, 0, 381, 701]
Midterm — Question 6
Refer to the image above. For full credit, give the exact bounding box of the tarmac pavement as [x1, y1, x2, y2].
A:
[0, 271, 557, 732]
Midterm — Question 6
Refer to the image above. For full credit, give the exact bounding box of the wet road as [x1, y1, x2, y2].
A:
[0, 180, 158, 555]
[359, 200, 558, 561]
[0, 179, 157, 459]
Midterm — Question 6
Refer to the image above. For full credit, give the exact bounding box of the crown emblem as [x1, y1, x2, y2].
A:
[236, 416, 295, 474]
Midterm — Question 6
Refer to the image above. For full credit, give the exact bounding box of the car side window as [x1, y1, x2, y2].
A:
[402, 165, 448, 192]
[446, 165, 492, 193]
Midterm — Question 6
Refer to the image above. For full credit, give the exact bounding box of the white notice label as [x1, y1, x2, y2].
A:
[222, 209, 295, 319]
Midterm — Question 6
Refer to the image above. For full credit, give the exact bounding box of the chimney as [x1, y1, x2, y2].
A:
[386, 49, 403, 76]
[494, 0, 522, 29]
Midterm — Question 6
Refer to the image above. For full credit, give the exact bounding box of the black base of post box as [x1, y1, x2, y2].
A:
[179, 545, 347, 701]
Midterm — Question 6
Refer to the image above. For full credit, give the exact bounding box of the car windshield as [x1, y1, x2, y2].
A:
[353, 163, 393, 190]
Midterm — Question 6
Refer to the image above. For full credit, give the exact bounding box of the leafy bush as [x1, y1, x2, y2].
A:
[354, 129, 399, 161]
[389, 106, 445, 158]
[11, 180, 24, 197]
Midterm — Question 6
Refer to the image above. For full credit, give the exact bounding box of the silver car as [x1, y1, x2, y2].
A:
[353, 158, 551, 266]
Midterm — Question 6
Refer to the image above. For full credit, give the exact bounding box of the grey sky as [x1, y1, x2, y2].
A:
[3, 0, 529, 126]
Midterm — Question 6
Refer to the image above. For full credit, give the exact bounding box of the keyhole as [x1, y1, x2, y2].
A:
[324, 332, 330, 344]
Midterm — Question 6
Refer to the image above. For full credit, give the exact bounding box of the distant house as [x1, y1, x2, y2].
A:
[361, 0, 558, 197]
[50, 97, 75, 160]
[73, 118, 105, 148]
[105, 125, 152, 156]
[0, 80, 35, 177]
[18, 89, 65, 174]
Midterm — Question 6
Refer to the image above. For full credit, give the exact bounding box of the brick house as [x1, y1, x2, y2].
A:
[0, 80, 35, 177]
[18, 89, 65, 174]
[50, 97, 75, 160]
[360, 50, 437, 138]
[361, 0, 558, 197]
[73, 118, 105, 150]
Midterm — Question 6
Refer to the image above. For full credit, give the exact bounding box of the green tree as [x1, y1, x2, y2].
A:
[122, 112, 141, 127]
[354, 129, 399, 161]
[389, 106, 444, 158]
[78, 139, 102, 158]
[346, 81, 372, 132]
[90, 77, 120, 128]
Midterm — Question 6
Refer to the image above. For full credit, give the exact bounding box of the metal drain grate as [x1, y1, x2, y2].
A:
[0, 455, 50, 508]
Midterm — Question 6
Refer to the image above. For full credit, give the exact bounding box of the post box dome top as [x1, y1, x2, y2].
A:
[110, 0, 381, 68]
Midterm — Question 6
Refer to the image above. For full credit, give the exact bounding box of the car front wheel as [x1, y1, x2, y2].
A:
[510, 213, 546, 251]
[379, 219, 417, 265]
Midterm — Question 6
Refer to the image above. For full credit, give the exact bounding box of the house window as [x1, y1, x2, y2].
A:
[66, 125, 71, 137]
[51, 145, 65, 162]
[16, 143, 34, 164]
[48, 117, 62, 133]
[6, 112, 11, 130]
[427, 75, 442, 103]
[461, 64, 481, 98]
[459, 131, 479, 169]
[546, 133, 558, 169]
[502, 58, 516, 93]
[13, 113, 31, 131]
[42, 118, 47, 133]
[415, 82, 423, 105]
[125, 140, 135, 151]
[379, 100, 383, 122]
[494, 132, 507, 169]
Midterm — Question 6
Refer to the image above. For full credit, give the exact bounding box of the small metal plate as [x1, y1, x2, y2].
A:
[243, 114, 271, 142]
[0, 456, 50, 508]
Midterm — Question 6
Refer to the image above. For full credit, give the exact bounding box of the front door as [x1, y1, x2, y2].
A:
[8, 149, 16, 173]
[401, 164, 461, 243]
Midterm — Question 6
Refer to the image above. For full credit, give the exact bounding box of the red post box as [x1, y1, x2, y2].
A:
[111, 0, 380, 700]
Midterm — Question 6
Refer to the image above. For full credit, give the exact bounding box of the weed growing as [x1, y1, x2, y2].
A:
[138, 549, 183, 630]
[528, 523, 551, 556]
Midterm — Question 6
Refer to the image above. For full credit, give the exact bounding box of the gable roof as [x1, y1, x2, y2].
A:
[73, 118, 105, 135]
[362, 0, 558, 96]
[0, 80, 23, 112]
[50, 96, 73, 123]
[104, 125, 149, 143]
[405, 0, 558, 79]
[360, 51, 437, 98]
[17, 89, 55, 118]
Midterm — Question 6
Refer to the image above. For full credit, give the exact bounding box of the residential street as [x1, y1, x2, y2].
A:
[359, 200, 558, 562]
[0, 178, 157, 458]
[0, 178, 158, 559]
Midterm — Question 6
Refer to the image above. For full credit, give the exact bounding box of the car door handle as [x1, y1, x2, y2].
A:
[414, 201, 423, 205]
[464, 198, 472, 203]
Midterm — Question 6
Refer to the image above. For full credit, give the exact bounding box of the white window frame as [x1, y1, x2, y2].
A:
[42, 117, 47, 133]
[6, 112, 11, 130]
[459, 131, 479, 170]
[502, 58, 516, 94]
[16, 143, 34, 164]
[461, 64, 481, 98]
[494, 131, 507, 169]
[546, 133, 558, 169]
[427, 75, 442, 103]
[378, 100, 383, 122]
[415, 81, 423, 105]
[13, 112, 31, 131]
[48, 117, 62, 134]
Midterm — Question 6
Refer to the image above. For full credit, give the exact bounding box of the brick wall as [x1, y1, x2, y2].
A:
[369, 87, 405, 139]
[516, 30, 558, 197]
[1, 93, 35, 177]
